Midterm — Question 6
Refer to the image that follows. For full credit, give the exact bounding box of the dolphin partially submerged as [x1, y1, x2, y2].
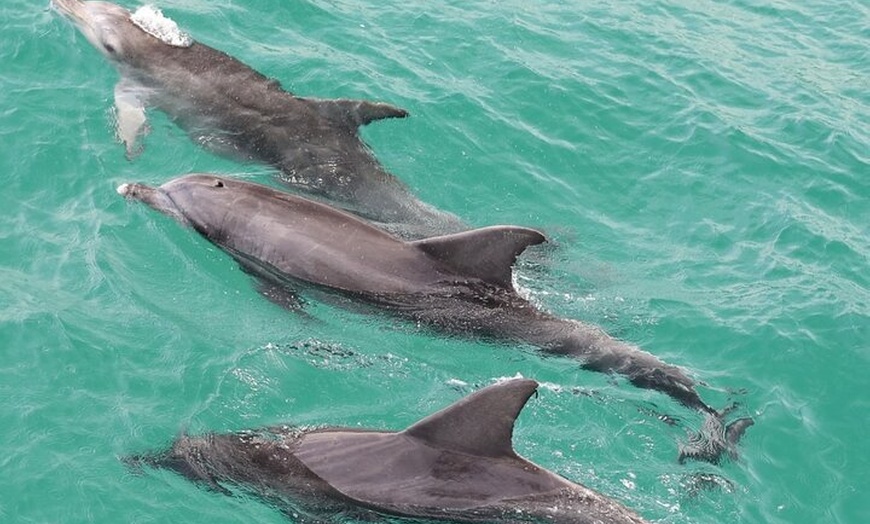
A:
[51, 0, 465, 238]
[129, 378, 651, 523]
[119, 174, 752, 463]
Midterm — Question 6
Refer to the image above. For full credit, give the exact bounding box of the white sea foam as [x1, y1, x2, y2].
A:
[130, 5, 193, 47]
[493, 372, 525, 384]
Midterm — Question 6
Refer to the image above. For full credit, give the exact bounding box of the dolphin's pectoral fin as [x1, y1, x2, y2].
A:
[114, 80, 150, 159]
[238, 262, 304, 311]
[412, 226, 547, 288]
[235, 259, 319, 320]
[254, 278, 306, 312]
[304, 97, 409, 129]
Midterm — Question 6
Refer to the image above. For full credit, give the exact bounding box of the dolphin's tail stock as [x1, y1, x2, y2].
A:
[524, 316, 753, 464]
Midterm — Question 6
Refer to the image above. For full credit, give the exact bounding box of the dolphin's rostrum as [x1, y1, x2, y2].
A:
[52, 0, 465, 239]
[119, 174, 752, 463]
[128, 378, 651, 523]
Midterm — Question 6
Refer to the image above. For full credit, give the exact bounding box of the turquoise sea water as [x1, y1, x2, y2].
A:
[2, 1, 867, 522]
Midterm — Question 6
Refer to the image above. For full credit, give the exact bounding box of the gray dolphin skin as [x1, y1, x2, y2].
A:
[129, 378, 650, 524]
[119, 174, 752, 464]
[51, 0, 465, 239]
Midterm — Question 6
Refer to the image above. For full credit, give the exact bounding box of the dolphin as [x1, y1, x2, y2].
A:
[51, 0, 465, 239]
[118, 174, 752, 464]
[128, 378, 651, 524]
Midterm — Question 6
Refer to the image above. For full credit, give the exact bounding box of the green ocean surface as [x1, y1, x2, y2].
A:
[2, 1, 867, 522]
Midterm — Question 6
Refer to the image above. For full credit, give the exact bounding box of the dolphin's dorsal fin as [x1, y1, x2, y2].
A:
[403, 378, 539, 458]
[305, 98, 409, 129]
[412, 226, 546, 288]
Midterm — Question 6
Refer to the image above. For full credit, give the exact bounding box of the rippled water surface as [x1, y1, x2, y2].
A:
[2, 1, 867, 522]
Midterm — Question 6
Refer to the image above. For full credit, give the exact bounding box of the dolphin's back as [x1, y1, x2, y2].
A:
[207, 186, 451, 295]
[292, 379, 570, 516]
[294, 430, 569, 512]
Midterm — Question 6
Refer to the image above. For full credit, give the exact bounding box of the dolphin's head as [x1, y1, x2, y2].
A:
[52, 1, 192, 65]
[127, 428, 311, 496]
[118, 174, 246, 238]
[125, 433, 237, 495]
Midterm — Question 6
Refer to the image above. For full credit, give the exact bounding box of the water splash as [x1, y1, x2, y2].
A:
[130, 5, 193, 47]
